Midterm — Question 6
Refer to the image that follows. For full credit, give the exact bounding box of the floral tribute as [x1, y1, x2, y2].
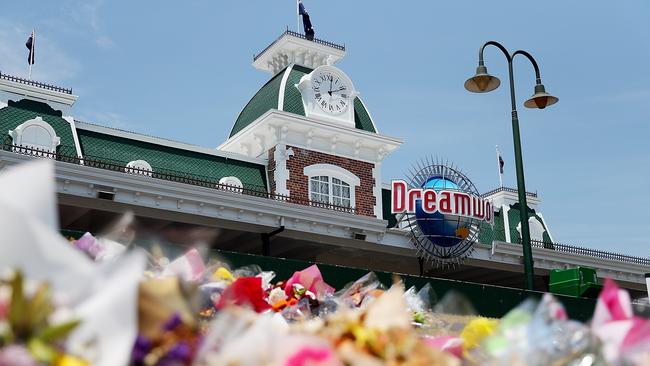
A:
[1, 161, 650, 365]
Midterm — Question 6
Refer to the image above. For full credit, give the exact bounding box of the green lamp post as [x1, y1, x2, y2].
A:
[464, 41, 558, 291]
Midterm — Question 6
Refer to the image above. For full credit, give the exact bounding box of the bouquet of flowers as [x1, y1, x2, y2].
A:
[2, 160, 650, 366]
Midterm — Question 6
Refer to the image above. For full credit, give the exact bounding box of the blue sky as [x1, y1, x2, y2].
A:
[1, 1, 649, 256]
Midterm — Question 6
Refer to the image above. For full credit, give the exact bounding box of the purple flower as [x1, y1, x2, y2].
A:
[131, 335, 152, 363]
[167, 342, 191, 360]
[0, 345, 37, 366]
[163, 313, 182, 331]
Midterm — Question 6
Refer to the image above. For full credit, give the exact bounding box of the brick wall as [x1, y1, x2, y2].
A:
[283, 145, 376, 217]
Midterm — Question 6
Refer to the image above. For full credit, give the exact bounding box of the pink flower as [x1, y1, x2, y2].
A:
[422, 336, 464, 359]
[284, 346, 341, 366]
[284, 265, 334, 299]
[73, 232, 104, 259]
[162, 248, 206, 282]
[592, 278, 650, 363]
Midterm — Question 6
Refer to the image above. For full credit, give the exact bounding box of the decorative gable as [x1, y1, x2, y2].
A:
[9, 116, 61, 153]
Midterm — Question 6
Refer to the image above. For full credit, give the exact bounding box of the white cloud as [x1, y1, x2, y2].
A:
[95, 35, 115, 49]
[62, 0, 115, 51]
[63, 0, 103, 31]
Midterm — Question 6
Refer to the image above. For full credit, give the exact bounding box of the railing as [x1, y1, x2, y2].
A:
[482, 186, 538, 198]
[521, 238, 650, 266]
[0, 72, 73, 95]
[253, 29, 346, 62]
[2, 144, 359, 215]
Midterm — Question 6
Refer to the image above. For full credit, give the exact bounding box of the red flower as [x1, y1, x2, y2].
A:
[217, 277, 271, 313]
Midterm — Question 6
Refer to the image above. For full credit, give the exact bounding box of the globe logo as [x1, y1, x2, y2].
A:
[414, 176, 474, 248]
[391, 159, 492, 264]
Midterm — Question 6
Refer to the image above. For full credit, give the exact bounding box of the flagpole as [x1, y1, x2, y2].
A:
[297, 0, 301, 33]
[496, 145, 504, 188]
[28, 29, 35, 80]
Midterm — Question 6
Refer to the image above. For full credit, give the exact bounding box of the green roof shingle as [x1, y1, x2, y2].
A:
[229, 65, 378, 138]
[229, 69, 285, 137]
[77, 129, 268, 191]
[353, 97, 376, 133]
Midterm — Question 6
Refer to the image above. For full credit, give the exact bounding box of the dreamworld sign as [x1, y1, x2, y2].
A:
[391, 180, 493, 225]
[390, 159, 494, 263]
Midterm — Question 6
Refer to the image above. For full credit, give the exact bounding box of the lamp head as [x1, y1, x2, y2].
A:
[464, 64, 500, 93]
[524, 83, 559, 109]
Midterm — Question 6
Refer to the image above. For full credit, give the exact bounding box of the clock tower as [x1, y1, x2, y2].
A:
[296, 64, 357, 128]
[218, 30, 402, 220]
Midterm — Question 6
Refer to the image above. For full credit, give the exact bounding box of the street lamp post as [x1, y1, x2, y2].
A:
[464, 41, 558, 291]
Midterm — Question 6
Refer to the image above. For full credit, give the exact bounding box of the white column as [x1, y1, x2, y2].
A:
[274, 144, 293, 197]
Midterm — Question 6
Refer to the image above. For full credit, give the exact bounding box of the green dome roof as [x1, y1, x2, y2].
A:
[230, 65, 377, 137]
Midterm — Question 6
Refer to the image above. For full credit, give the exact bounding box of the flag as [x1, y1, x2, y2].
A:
[298, 0, 315, 40]
[26, 31, 35, 65]
[498, 155, 504, 174]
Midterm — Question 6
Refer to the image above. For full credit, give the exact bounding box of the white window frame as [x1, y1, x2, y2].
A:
[125, 159, 153, 177]
[517, 216, 546, 242]
[218, 176, 243, 193]
[303, 164, 360, 208]
[8, 116, 61, 153]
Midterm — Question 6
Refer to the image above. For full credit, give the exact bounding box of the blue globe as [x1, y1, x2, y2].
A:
[414, 176, 473, 248]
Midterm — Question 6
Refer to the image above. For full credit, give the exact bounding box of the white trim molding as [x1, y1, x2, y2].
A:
[278, 64, 293, 111]
[252, 32, 345, 75]
[303, 164, 360, 186]
[62, 116, 83, 159]
[8, 116, 61, 153]
[0, 78, 78, 110]
[218, 109, 402, 163]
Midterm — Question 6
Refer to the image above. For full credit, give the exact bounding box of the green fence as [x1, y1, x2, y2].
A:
[60, 229, 598, 321]
[214, 249, 598, 321]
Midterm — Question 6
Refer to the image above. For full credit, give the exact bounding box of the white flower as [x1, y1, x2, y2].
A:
[267, 287, 288, 306]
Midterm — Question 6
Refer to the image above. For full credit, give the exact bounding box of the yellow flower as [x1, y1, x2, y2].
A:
[53, 354, 89, 366]
[212, 267, 234, 283]
[460, 317, 498, 352]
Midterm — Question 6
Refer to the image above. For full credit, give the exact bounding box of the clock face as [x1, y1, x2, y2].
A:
[310, 70, 350, 115]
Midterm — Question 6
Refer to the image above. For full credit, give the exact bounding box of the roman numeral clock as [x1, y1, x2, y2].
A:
[296, 65, 358, 127]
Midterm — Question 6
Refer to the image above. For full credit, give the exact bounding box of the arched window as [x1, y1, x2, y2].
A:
[218, 176, 243, 193]
[125, 160, 153, 177]
[303, 164, 360, 208]
[517, 216, 546, 242]
[8, 116, 61, 153]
